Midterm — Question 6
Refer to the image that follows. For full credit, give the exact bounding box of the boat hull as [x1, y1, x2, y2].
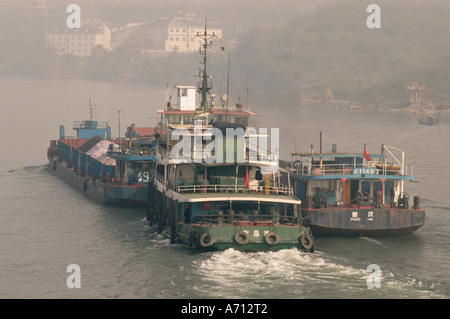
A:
[176, 222, 314, 252]
[301, 207, 425, 237]
[48, 156, 148, 206]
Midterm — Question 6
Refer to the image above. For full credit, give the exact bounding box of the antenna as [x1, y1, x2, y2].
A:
[226, 50, 230, 122]
[293, 127, 297, 153]
[85, 98, 96, 121]
[195, 17, 217, 112]
[246, 69, 249, 111]
[117, 110, 122, 140]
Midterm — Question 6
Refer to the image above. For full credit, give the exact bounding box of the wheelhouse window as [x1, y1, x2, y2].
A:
[169, 116, 181, 124]
[183, 116, 193, 124]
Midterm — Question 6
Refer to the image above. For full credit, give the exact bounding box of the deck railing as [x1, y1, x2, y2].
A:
[286, 162, 413, 177]
[154, 172, 294, 195]
[157, 141, 278, 165]
[189, 214, 303, 226]
[176, 183, 293, 195]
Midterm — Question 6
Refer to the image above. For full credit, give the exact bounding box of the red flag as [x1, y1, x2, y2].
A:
[244, 166, 250, 188]
[364, 144, 372, 161]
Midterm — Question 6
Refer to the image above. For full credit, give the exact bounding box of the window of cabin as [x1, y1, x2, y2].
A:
[183, 116, 193, 124]
[170, 116, 181, 124]
[361, 181, 371, 197]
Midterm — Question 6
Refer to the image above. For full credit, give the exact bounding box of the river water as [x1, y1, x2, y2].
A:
[0, 76, 449, 299]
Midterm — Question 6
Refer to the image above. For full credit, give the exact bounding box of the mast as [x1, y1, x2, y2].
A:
[196, 18, 216, 113]
[86, 98, 96, 122]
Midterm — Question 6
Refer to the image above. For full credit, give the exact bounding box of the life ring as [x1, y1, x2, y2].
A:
[299, 233, 314, 251]
[234, 231, 249, 245]
[237, 188, 246, 193]
[225, 188, 235, 193]
[199, 232, 214, 247]
[189, 231, 199, 249]
[293, 160, 302, 170]
[264, 232, 280, 246]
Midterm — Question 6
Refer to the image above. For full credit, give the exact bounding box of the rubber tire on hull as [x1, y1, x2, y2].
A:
[299, 233, 314, 252]
[199, 233, 214, 247]
[234, 231, 249, 245]
[264, 232, 280, 246]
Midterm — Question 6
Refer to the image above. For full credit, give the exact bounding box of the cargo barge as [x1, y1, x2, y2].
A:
[47, 113, 157, 205]
[283, 141, 425, 236]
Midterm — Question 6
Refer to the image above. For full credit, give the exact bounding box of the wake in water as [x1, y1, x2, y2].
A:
[192, 248, 445, 299]
[359, 237, 385, 246]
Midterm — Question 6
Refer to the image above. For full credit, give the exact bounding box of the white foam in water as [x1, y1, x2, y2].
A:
[193, 248, 368, 298]
[193, 248, 445, 298]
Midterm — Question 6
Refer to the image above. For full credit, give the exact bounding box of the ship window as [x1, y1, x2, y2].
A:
[385, 181, 394, 203]
[170, 116, 181, 124]
[131, 162, 143, 169]
[236, 117, 248, 125]
[183, 116, 193, 124]
[373, 181, 382, 193]
[361, 181, 371, 200]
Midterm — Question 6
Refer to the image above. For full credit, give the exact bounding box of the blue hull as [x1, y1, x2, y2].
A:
[48, 156, 148, 206]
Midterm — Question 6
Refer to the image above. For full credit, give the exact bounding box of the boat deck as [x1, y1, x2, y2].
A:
[179, 192, 301, 204]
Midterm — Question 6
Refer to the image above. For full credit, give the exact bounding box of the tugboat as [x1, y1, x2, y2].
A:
[146, 25, 314, 252]
[284, 140, 425, 236]
[47, 101, 158, 205]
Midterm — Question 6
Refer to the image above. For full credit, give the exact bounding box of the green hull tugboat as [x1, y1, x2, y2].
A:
[146, 24, 314, 252]
[151, 189, 314, 252]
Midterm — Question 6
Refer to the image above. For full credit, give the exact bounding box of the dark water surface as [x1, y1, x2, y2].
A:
[0, 76, 448, 298]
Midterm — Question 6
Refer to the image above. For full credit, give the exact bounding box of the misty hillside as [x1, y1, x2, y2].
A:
[2, 0, 450, 109]
[231, 0, 450, 108]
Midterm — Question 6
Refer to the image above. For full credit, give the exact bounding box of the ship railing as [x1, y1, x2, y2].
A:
[155, 171, 165, 185]
[156, 141, 277, 165]
[175, 183, 293, 196]
[296, 162, 413, 176]
[157, 144, 166, 156]
[190, 214, 304, 226]
[73, 120, 109, 129]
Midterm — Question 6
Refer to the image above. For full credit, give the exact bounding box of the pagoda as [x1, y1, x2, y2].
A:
[406, 81, 424, 108]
